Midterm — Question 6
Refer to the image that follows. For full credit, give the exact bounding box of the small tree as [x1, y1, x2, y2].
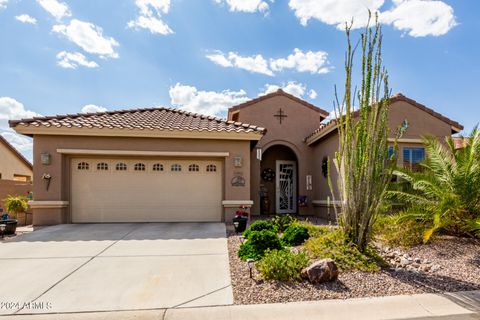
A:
[4, 195, 29, 220]
[330, 14, 404, 252]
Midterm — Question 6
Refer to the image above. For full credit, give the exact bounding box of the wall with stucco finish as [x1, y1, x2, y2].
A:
[0, 141, 32, 181]
[228, 94, 327, 215]
[32, 135, 252, 225]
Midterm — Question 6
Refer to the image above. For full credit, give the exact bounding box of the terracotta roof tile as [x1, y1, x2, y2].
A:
[9, 107, 266, 136]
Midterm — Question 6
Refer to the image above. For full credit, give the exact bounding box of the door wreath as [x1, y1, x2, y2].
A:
[261, 168, 275, 182]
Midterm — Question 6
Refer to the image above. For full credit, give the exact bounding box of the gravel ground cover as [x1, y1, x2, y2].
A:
[227, 222, 480, 305]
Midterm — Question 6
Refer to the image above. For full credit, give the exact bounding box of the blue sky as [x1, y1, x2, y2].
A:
[0, 0, 478, 160]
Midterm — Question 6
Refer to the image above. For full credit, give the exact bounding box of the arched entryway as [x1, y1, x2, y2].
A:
[259, 144, 298, 215]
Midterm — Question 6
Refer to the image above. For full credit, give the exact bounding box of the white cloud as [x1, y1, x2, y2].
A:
[37, 0, 71, 20]
[0, 97, 39, 160]
[380, 0, 457, 37]
[260, 81, 308, 98]
[53, 19, 119, 59]
[215, 0, 270, 13]
[169, 83, 250, 116]
[81, 104, 108, 113]
[56, 51, 99, 69]
[207, 48, 330, 76]
[308, 89, 317, 99]
[270, 48, 330, 74]
[128, 0, 173, 35]
[288, 0, 456, 37]
[0, 0, 7, 10]
[15, 14, 38, 25]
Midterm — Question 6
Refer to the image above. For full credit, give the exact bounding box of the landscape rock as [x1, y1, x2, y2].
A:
[301, 258, 339, 284]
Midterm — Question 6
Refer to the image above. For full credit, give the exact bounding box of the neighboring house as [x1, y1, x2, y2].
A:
[0, 135, 32, 181]
[9, 90, 462, 225]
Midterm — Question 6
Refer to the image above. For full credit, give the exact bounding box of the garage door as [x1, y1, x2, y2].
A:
[71, 158, 223, 223]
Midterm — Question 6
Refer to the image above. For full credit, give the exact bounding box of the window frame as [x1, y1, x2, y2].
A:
[134, 163, 146, 172]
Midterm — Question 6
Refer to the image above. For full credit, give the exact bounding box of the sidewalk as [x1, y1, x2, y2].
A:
[6, 290, 480, 320]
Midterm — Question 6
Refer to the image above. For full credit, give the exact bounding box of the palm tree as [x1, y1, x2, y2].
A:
[386, 127, 480, 242]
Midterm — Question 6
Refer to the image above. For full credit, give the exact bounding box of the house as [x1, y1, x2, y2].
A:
[9, 90, 462, 225]
[0, 135, 32, 182]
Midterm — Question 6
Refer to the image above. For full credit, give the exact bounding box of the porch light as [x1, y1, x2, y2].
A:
[40, 153, 51, 165]
[247, 258, 254, 279]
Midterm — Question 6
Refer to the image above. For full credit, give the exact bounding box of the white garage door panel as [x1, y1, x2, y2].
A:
[71, 159, 222, 222]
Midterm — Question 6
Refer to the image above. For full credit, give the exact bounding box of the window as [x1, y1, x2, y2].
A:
[153, 163, 164, 172]
[206, 164, 217, 172]
[188, 164, 199, 172]
[97, 162, 109, 171]
[116, 163, 127, 171]
[403, 147, 425, 171]
[134, 163, 146, 171]
[78, 162, 89, 170]
[171, 164, 182, 172]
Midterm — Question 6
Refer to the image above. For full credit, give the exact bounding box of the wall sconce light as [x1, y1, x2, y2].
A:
[306, 175, 312, 191]
[40, 153, 51, 165]
[234, 156, 242, 168]
[256, 148, 262, 161]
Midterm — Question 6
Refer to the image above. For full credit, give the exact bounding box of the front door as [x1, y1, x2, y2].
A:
[275, 160, 297, 214]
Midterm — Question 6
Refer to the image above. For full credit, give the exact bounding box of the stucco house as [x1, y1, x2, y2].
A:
[0, 135, 33, 182]
[9, 90, 462, 225]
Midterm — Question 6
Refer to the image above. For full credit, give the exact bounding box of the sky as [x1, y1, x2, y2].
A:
[0, 0, 478, 161]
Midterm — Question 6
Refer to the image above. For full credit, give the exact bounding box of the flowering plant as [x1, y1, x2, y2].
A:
[235, 205, 249, 218]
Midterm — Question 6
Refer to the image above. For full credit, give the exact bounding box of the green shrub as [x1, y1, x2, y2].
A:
[281, 224, 310, 246]
[272, 214, 296, 232]
[243, 220, 277, 239]
[256, 249, 310, 281]
[238, 230, 283, 261]
[374, 214, 426, 247]
[304, 228, 380, 272]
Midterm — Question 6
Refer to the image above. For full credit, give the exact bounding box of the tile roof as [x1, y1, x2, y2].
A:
[228, 89, 329, 117]
[9, 107, 266, 135]
[0, 135, 32, 169]
[305, 93, 464, 144]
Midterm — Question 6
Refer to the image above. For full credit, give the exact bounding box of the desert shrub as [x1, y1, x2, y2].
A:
[374, 214, 426, 247]
[243, 220, 277, 239]
[238, 230, 283, 261]
[304, 228, 380, 272]
[281, 224, 310, 246]
[272, 214, 296, 232]
[256, 249, 310, 281]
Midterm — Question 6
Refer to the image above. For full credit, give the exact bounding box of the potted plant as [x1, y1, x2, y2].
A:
[2, 195, 28, 235]
[232, 205, 249, 233]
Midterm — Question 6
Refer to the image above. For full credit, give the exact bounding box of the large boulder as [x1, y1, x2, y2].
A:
[301, 258, 339, 284]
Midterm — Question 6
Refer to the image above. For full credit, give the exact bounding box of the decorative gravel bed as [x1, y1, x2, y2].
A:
[227, 225, 480, 305]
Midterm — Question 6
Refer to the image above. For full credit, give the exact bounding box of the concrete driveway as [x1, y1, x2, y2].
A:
[0, 223, 233, 315]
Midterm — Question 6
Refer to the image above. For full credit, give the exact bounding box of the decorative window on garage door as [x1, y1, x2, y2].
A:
[77, 162, 89, 170]
[116, 163, 127, 171]
[134, 163, 146, 171]
[171, 164, 182, 172]
[153, 163, 164, 172]
[188, 164, 199, 172]
[97, 162, 109, 171]
[206, 164, 217, 172]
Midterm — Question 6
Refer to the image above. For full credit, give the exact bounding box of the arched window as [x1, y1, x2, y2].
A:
[134, 163, 146, 171]
[77, 162, 89, 170]
[188, 164, 199, 172]
[116, 163, 127, 171]
[206, 164, 217, 172]
[171, 164, 182, 172]
[97, 162, 109, 171]
[153, 163, 164, 172]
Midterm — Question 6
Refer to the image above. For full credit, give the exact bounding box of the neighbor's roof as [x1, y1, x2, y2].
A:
[228, 89, 329, 117]
[0, 135, 32, 170]
[305, 93, 464, 145]
[9, 107, 266, 138]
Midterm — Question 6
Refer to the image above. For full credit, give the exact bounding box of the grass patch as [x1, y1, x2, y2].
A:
[304, 227, 383, 272]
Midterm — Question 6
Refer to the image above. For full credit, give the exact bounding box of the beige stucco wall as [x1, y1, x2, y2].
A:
[310, 100, 458, 218]
[229, 95, 327, 215]
[0, 142, 32, 181]
[32, 135, 252, 225]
